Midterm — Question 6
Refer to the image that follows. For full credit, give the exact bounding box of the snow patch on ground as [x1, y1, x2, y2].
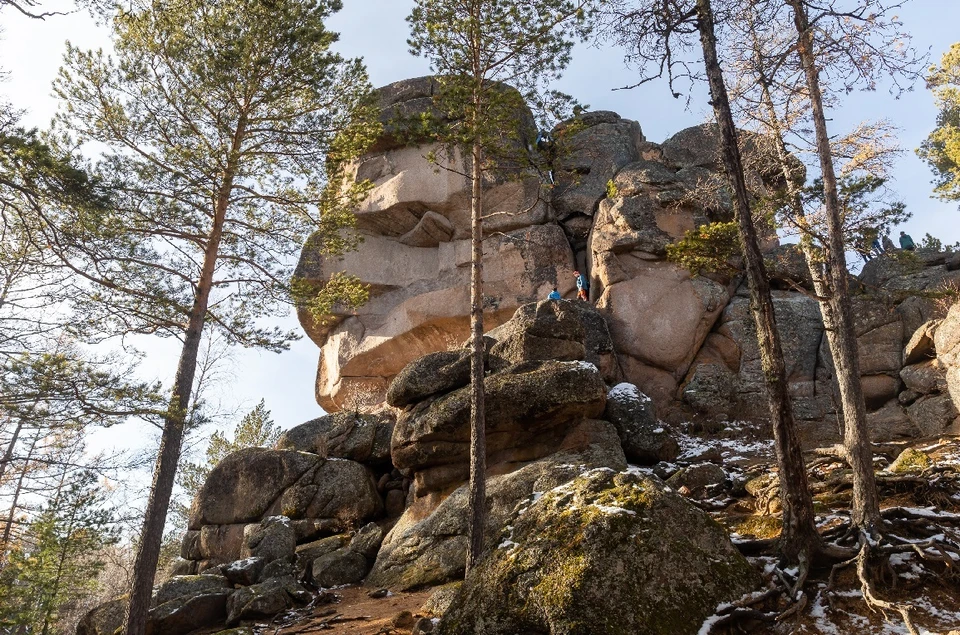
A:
[675, 421, 774, 464]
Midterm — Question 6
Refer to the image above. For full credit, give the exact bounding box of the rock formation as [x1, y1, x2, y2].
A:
[297, 77, 960, 443]
[79, 296, 763, 635]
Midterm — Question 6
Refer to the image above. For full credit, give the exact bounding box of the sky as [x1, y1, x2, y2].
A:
[1, 0, 959, 461]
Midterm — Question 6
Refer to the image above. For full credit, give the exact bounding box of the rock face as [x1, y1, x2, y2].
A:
[367, 298, 634, 589]
[294, 79, 776, 416]
[275, 411, 394, 466]
[389, 300, 619, 496]
[438, 468, 760, 635]
[176, 411, 399, 581]
[297, 76, 960, 440]
[188, 449, 381, 534]
[937, 303, 960, 413]
[295, 77, 569, 412]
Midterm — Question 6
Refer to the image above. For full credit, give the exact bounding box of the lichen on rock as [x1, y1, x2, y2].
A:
[438, 468, 760, 635]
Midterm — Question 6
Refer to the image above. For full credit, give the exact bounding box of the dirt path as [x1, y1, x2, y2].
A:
[274, 586, 435, 635]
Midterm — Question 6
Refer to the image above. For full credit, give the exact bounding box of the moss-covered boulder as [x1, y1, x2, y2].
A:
[438, 468, 760, 635]
[888, 447, 933, 474]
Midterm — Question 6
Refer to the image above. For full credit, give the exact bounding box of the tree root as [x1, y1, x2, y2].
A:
[855, 536, 920, 635]
[700, 589, 781, 633]
[732, 504, 960, 633]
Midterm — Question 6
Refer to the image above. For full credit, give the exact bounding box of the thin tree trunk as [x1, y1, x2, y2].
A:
[1, 431, 39, 551]
[695, 0, 821, 565]
[125, 142, 242, 633]
[464, 1, 487, 574]
[785, 0, 881, 531]
[0, 418, 25, 485]
[749, 31, 841, 372]
[466, 140, 487, 571]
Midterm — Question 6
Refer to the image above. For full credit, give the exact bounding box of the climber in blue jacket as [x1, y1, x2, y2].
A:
[574, 271, 589, 301]
[547, 287, 562, 301]
[899, 231, 916, 251]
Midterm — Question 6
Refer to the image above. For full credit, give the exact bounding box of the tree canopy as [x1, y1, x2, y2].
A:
[919, 43, 960, 204]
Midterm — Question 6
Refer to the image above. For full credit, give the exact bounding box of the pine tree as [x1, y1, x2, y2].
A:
[918, 43, 960, 204]
[0, 117, 109, 361]
[0, 470, 117, 635]
[781, 0, 923, 533]
[407, 0, 594, 570]
[52, 0, 380, 630]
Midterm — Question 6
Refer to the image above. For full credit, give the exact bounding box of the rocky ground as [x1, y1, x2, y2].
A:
[703, 432, 960, 634]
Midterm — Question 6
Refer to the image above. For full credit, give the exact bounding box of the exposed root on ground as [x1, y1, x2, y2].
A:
[714, 441, 960, 634]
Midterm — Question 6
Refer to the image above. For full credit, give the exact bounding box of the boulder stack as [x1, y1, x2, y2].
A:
[367, 299, 685, 590]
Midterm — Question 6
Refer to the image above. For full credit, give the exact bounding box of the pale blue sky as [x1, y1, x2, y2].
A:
[1, 0, 958, 460]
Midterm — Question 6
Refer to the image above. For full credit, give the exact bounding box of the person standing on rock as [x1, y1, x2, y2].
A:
[871, 234, 884, 257]
[548, 287, 562, 300]
[573, 271, 589, 302]
[883, 233, 896, 252]
[900, 230, 916, 251]
[536, 129, 556, 184]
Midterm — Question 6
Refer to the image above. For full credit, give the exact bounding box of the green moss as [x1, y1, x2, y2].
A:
[889, 448, 933, 474]
[595, 482, 654, 512]
[442, 472, 761, 635]
[531, 553, 588, 615]
[731, 515, 782, 540]
[606, 179, 618, 198]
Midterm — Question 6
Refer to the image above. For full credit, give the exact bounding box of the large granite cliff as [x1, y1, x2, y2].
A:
[296, 76, 960, 443]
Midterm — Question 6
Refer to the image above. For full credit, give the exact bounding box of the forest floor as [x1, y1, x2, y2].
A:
[696, 424, 960, 634]
[246, 586, 435, 635]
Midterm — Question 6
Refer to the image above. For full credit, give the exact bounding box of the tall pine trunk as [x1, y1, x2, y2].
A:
[464, 3, 487, 573]
[695, 0, 821, 565]
[750, 35, 842, 393]
[785, 0, 881, 531]
[466, 135, 487, 571]
[124, 159, 237, 634]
